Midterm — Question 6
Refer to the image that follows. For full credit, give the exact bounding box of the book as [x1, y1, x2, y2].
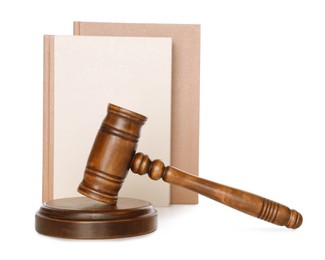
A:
[74, 22, 200, 204]
[43, 35, 172, 206]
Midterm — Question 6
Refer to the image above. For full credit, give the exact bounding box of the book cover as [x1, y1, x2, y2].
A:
[43, 35, 172, 206]
[74, 22, 200, 204]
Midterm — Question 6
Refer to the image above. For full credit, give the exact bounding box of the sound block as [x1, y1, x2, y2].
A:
[35, 197, 157, 239]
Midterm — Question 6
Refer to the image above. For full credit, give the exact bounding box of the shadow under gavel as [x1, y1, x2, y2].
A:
[78, 104, 302, 229]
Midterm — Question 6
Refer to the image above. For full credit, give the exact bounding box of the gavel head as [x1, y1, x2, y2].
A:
[77, 104, 147, 205]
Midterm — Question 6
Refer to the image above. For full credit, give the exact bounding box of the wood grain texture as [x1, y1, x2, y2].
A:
[35, 197, 157, 239]
[74, 21, 200, 204]
[131, 153, 303, 229]
[78, 104, 147, 205]
[78, 104, 302, 229]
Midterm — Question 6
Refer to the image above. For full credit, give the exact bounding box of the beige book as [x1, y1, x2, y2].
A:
[74, 22, 200, 204]
[43, 35, 172, 206]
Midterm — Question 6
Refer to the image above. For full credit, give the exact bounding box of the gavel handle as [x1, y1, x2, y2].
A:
[131, 153, 303, 229]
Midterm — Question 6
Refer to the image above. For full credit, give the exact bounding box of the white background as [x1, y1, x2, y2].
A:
[0, 0, 324, 259]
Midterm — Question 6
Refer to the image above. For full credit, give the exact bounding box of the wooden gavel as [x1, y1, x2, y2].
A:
[78, 104, 303, 229]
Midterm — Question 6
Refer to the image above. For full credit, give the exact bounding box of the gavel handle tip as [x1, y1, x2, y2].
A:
[286, 210, 303, 229]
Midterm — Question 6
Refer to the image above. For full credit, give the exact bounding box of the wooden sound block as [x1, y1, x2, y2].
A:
[35, 197, 157, 239]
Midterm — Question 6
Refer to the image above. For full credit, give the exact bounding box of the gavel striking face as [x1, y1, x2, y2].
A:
[78, 104, 303, 229]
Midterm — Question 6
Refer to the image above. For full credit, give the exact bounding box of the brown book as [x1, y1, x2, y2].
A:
[74, 22, 200, 204]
